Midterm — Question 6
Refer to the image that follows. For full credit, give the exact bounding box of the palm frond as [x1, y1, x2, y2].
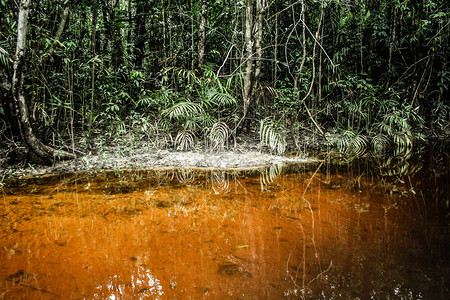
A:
[432, 102, 450, 130]
[371, 134, 390, 153]
[176, 169, 196, 185]
[336, 129, 356, 152]
[393, 133, 413, 150]
[204, 87, 237, 107]
[0, 51, 10, 69]
[209, 121, 230, 152]
[135, 88, 174, 109]
[0, 42, 11, 69]
[152, 122, 173, 149]
[174, 130, 196, 151]
[162, 66, 199, 85]
[350, 134, 368, 156]
[210, 171, 230, 194]
[156, 117, 173, 132]
[163, 101, 204, 121]
[336, 129, 368, 155]
[259, 118, 287, 155]
[260, 164, 283, 191]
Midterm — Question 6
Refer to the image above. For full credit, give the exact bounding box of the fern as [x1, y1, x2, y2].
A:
[259, 118, 287, 155]
[208, 121, 230, 152]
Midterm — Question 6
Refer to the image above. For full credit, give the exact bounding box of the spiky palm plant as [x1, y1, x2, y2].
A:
[259, 118, 287, 155]
[375, 104, 424, 149]
[371, 133, 390, 153]
[163, 101, 204, 121]
[204, 87, 237, 107]
[176, 169, 196, 184]
[174, 130, 196, 151]
[208, 121, 231, 152]
[335, 129, 368, 156]
[210, 171, 230, 194]
[260, 164, 283, 191]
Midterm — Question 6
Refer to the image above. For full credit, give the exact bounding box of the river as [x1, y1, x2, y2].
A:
[1, 145, 449, 299]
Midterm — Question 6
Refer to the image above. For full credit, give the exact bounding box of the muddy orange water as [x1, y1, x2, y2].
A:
[1, 153, 449, 299]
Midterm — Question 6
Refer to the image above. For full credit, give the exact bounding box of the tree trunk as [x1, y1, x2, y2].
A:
[236, 0, 266, 133]
[242, 0, 253, 121]
[197, 0, 207, 72]
[54, 0, 70, 46]
[251, 0, 264, 105]
[12, 0, 74, 163]
[134, 0, 147, 68]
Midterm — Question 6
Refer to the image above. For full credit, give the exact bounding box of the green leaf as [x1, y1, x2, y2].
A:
[163, 101, 204, 121]
[259, 118, 286, 154]
[209, 121, 230, 151]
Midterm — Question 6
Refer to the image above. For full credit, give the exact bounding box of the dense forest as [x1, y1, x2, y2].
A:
[0, 0, 449, 163]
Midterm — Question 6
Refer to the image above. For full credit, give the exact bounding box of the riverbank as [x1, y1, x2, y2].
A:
[0, 134, 320, 179]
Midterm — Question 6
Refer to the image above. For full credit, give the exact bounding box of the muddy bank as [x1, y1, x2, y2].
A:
[57, 149, 316, 171]
[0, 130, 326, 179]
[1, 146, 318, 179]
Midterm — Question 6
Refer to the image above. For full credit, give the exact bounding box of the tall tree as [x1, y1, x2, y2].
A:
[242, 0, 253, 124]
[11, 0, 74, 163]
[239, 0, 266, 131]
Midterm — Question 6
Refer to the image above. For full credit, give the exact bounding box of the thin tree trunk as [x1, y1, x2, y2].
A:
[242, 0, 253, 120]
[297, 0, 306, 79]
[12, 0, 74, 163]
[134, 0, 146, 68]
[274, 13, 278, 88]
[91, 0, 98, 55]
[251, 0, 264, 105]
[197, 0, 207, 71]
[298, 1, 325, 137]
[359, 19, 363, 73]
[191, 0, 194, 70]
[54, 0, 70, 46]
[162, 2, 167, 68]
[387, 5, 396, 86]
[88, 0, 98, 136]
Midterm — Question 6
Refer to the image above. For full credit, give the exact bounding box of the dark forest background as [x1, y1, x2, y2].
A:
[0, 0, 449, 161]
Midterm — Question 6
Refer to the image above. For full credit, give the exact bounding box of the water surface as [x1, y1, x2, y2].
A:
[1, 148, 449, 299]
